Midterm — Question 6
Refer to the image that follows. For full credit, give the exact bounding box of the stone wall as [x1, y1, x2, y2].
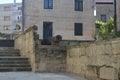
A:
[67, 39, 120, 80]
[15, 25, 120, 79]
[15, 26, 38, 72]
[35, 45, 66, 72]
[15, 26, 66, 72]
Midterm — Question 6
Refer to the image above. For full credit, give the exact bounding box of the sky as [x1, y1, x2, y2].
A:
[0, 0, 22, 4]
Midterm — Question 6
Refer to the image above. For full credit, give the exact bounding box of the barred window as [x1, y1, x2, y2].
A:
[3, 25, 10, 30]
[101, 15, 106, 22]
[4, 6, 11, 11]
[74, 23, 83, 36]
[44, 0, 53, 9]
[75, 0, 83, 11]
[4, 16, 11, 21]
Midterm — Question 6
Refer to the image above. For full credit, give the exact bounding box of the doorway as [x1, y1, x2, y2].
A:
[43, 22, 53, 39]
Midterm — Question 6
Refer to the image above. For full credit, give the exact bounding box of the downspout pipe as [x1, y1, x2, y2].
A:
[22, 0, 25, 31]
[114, 0, 117, 32]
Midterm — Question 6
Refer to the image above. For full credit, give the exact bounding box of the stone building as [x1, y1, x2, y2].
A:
[23, 0, 95, 41]
[117, 0, 120, 28]
[0, 3, 22, 39]
[96, 0, 114, 22]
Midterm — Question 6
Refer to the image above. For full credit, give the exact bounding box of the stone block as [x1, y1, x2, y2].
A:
[90, 55, 112, 66]
[85, 70, 98, 80]
[104, 44, 112, 55]
[86, 46, 93, 56]
[112, 43, 120, 55]
[92, 45, 105, 55]
[37, 63, 46, 72]
[100, 67, 118, 80]
[86, 44, 112, 57]
[79, 56, 89, 65]
[80, 47, 86, 56]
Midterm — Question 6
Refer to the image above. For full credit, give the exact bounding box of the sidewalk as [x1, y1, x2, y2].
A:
[0, 72, 86, 80]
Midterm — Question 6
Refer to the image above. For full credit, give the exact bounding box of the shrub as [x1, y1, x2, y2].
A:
[95, 17, 120, 40]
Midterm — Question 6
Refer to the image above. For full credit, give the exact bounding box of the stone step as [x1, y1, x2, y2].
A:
[0, 50, 20, 54]
[0, 67, 32, 72]
[0, 57, 28, 60]
[0, 64, 31, 67]
[0, 48, 32, 72]
[0, 49, 20, 56]
[0, 53, 20, 56]
[0, 60, 29, 64]
[0, 47, 14, 50]
[0, 48, 19, 51]
[0, 48, 20, 56]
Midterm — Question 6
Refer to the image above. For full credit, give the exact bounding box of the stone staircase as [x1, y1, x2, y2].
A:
[0, 48, 32, 72]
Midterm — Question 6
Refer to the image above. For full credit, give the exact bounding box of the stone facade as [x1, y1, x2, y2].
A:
[96, 1, 114, 22]
[67, 39, 120, 80]
[0, 3, 22, 39]
[23, 0, 95, 41]
[117, 0, 120, 28]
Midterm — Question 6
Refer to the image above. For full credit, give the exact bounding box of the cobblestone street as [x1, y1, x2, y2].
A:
[0, 72, 86, 80]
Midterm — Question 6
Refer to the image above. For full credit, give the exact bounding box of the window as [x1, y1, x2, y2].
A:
[18, 7, 22, 10]
[4, 6, 11, 11]
[75, 0, 83, 11]
[4, 16, 11, 21]
[44, 0, 53, 9]
[101, 15, 106, 22]
[74, 23, 83, 36]
[3, 25, 10, 30]
[17, 16, 22, 22]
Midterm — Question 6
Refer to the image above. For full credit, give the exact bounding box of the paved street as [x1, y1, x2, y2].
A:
[0, 72, 86, 80]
